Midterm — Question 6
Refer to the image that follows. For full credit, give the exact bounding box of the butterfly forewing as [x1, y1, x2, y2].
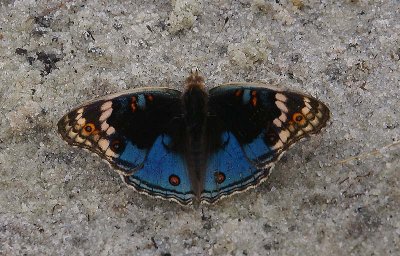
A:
[58, 88, 184, 173]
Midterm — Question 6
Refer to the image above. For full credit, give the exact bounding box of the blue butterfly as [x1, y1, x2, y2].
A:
[58, 71, 330, 205]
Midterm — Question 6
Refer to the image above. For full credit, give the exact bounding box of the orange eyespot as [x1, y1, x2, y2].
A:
[82, 123, 95, 136]
[131, 96, 137, 112]
[292, 113, 306, 126]
[214, 172, 226, 184]
[169, 174, 180, 186]
[251, 91, 258, 107]
[235, 90, 243, 97]
[146, 94, 154, 101]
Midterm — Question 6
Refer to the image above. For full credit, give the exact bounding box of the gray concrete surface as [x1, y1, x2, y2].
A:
[0, 0, 399, 255]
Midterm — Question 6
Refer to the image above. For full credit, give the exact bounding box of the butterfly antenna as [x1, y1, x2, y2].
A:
[209, 15, 230, 49]
[192, 15, 229, 68]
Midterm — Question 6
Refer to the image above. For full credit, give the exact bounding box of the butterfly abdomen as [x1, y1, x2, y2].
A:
[184, 139, 208, 199]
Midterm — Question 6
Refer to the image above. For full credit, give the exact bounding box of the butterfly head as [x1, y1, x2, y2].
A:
[185, 69, 205, 92]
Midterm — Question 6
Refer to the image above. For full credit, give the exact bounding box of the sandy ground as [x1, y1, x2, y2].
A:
[0, 0, 399, 255]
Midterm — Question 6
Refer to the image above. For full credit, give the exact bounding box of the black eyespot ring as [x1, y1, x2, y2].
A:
[265, 133, 278, 144]
[214, 172, 226, 184]
[110, 139, 124, 153]
[169, 174, 180, 186]
[82, 123, 95, 136]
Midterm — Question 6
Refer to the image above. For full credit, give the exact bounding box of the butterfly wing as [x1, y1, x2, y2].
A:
[203, 83, 330, 203]
[58, 88, 195, 203]
[123, 134, 194, 204]
[202, 129, 260, 203]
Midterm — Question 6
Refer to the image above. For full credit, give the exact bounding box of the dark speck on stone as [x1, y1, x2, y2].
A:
[15, 48, 27, 55]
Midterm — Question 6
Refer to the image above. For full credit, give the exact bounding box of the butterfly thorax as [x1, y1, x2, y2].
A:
[182, 72, 207, 136]
[181, 72, 209, 200]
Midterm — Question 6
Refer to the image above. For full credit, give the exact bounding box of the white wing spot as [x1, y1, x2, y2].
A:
[75, 135, 85, 143]
[301, 107, 310, 115]
[65, 123, 72, 131]
[275, 101, 288, 113]
[275, 93, 287, 102]
[77, 117, 86, 125]
[105, 148, 118, 158]
[100, 108, 112, 122]
[272, 140, 284, 150]
[278, 112, 287, 122]
[74, 123, 83, 131]
[302, 124, 313, 132]
[68, 130, 78, 139]
[310, 117, 320, 126]
[101, 122, 110, 131]
[98, 139, 110, 151]
[296, 130, 304, 137]
[278, 129, 290, 143]
[92, 134, 100, 142]
[75, 112, 82, 121]
[106, 126, 116, 135]
[273, 118, 282, 127]
[101, 101, 112, 111]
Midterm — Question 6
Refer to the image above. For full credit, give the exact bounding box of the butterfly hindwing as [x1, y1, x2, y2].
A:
[204, 83, 330, 201]
[58, 88, 197, 203]
[202, 131, 262, 203]
[124, 134, 195, 204]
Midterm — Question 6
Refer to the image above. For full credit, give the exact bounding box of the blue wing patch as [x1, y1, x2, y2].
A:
[124, 135, 195, 204]
[112, 138, 147, 172]
[242, 133, 273, 161]
[201, 132, 271, 203]
[241, 132, 278, 169]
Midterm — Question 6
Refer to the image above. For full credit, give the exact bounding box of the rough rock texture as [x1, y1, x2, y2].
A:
[0, 0, 399, 255]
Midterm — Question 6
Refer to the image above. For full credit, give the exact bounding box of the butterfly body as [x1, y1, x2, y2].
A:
[58, 71, 330, 205]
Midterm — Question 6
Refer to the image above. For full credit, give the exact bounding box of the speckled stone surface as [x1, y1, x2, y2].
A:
[0, 0, 399, 255]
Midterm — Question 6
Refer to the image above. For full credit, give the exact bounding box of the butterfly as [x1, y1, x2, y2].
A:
[58, 70, 330, 205]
